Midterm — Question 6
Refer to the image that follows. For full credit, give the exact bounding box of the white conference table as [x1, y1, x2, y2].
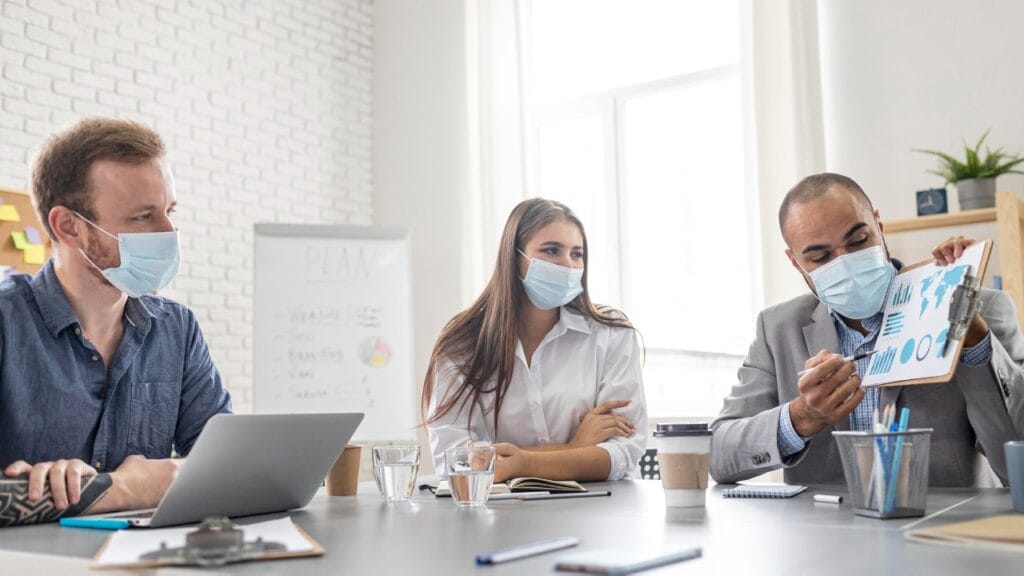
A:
[0, 480, 1018, 574]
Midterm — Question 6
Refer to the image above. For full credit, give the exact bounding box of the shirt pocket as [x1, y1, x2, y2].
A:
[128, 381, 181, 458]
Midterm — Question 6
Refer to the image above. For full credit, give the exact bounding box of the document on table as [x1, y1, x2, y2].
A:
[91, 517, 322, 569]
[905, 515, 1024, 552]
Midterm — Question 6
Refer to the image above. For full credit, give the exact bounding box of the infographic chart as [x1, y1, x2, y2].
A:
[862, 241, 990, 387]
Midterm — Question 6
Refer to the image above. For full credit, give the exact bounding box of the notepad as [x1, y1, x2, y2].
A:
[721, 484, 807, 499]
[905, 515, 1024, 551]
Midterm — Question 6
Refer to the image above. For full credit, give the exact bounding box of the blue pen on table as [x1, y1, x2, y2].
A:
[476, 536, 580, 565]
[59, 517, 130, 530]
[884, 407, 911, 513]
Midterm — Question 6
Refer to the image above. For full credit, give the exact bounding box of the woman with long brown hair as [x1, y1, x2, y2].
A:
[423, 198, 647, 482]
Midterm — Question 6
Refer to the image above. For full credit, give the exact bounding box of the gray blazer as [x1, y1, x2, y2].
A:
[711, 288, 1024, 487]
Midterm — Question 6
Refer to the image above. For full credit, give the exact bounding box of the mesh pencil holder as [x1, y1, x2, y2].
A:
[832, 428, 933, 519]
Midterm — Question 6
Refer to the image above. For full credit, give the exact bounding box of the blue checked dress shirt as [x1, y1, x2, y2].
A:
[778, 309, 992, 458]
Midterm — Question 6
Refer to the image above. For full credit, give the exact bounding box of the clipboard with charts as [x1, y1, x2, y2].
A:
[89, 517, 323, 570]
[861, 240, 992, 388]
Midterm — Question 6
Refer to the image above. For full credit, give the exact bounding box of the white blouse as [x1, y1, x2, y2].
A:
[427, 307, 648, 480]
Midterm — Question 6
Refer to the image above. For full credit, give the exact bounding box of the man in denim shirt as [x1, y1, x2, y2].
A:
[0, 118, 231, 515]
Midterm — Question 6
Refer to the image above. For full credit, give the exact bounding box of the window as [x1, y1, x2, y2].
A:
[519, 0, 761, 418]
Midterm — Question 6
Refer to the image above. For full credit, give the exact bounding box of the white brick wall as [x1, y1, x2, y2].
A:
[0, 0, 375, 412]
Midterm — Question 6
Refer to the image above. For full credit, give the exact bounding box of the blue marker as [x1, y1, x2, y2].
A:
[60, 517, 130, 530]
[884, 408, 911, 513]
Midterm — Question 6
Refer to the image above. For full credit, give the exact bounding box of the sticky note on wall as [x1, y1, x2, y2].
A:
[23, 244, 45, 265]
[11, 231, 28, 250]
[25, 227, 41, 244]
[0, 205, 20, 222]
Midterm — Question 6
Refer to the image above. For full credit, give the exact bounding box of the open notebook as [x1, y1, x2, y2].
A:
[433, 477, 586, 497]
[905, 515, 1024, 551]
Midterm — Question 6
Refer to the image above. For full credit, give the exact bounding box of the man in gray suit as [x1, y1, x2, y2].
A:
[711, 173, 1024, 486]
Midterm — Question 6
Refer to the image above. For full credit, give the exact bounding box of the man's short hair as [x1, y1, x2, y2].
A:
[31, 117, 165, 239]
[778, 172, 874, 237]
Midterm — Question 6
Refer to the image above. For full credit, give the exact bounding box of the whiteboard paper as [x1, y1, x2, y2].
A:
[254, 224, 415, 440]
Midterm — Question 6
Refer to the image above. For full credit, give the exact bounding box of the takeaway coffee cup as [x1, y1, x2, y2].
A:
[325, 444, 362, 496]
[654, 423, 712, 507]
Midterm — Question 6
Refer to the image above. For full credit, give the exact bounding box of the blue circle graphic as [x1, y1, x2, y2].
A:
[916, 334, 933, 361]
[900, 339, 915, 364]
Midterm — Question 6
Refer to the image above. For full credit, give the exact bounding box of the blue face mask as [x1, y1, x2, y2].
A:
[804, 245, 896, 320]
[75, 212, 181, 298]
[518, 250, 584, 310]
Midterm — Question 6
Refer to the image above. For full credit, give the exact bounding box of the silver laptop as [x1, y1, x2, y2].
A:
[83, 412, 363, 527]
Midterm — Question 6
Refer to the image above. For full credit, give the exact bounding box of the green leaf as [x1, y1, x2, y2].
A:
[915, 128, 1023, 181]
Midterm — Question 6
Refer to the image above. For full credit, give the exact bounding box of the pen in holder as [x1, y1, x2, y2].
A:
[832, 428, 933, 519]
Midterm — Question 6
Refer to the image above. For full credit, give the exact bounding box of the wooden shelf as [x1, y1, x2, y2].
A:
[884, 208, 997, 233]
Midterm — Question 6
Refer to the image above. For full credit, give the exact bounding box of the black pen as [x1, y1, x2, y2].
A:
[797, 349, 879, 377]
[515, 490, 611, 501]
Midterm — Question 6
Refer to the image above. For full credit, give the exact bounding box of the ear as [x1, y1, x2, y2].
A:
[48, 206, 85, 249]
[785, 248, 802, 274]
[787, 248, 816, 294]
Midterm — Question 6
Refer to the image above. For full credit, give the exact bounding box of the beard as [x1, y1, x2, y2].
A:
[81, 230, 120, 285]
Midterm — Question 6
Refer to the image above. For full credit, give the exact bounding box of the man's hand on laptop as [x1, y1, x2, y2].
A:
[92, 455, 183, 514]
[3, 459, 98, 511]
[4, 455, 182, 514]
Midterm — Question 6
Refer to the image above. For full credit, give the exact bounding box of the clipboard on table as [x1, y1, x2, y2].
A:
[861, 240, 992, 388]
[89, 517, 324, 570]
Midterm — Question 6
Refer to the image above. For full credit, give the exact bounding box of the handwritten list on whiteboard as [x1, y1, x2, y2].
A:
[254, 224, 415, 440]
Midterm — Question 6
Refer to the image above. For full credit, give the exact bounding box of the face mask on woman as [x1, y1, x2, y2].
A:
[518, 250, 584, 310]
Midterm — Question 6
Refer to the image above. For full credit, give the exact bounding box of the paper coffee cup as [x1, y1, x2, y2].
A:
[325, 444, 362, 496]
[654, 423, 712, 507]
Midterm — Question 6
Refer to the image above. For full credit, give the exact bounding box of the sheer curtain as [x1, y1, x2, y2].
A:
[466, 0, 528, 293]
[745, 0, 827, 305]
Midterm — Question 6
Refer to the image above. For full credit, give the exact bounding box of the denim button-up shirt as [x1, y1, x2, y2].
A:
[0, 261, 231, 471]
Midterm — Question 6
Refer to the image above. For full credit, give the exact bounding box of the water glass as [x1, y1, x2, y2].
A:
[372, 445, 420, 502]
[445, 443, 496, 507]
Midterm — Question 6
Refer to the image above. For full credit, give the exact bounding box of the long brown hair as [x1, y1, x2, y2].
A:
[422, 198, 635, 435]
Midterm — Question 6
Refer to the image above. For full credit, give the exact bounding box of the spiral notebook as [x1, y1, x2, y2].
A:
[721, 484, 807, 499]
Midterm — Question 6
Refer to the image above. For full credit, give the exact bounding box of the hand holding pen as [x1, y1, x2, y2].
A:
[787, 350, 869, 438]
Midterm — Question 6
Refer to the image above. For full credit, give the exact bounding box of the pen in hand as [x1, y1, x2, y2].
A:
[797, 349, 879, 377]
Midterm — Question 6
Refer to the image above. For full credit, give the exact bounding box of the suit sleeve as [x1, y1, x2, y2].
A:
[710, 310, 792, 483]
[957, 289, 1024, 484]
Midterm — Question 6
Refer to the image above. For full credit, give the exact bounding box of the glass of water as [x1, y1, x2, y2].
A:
[445, 442, 496, 507]
[372, 445, 420, 502]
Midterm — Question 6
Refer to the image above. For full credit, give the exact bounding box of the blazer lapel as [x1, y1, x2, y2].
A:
[801, 302, 841, 365]
[801, 302, 852, 432]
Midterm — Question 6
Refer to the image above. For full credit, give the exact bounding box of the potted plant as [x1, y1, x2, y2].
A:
[915, 130, 1024, 210]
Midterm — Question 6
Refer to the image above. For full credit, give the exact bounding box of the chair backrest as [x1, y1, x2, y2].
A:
[639, 448, 660, 480]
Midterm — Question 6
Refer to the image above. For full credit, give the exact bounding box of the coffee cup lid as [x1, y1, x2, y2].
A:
[654, 423, 711, 437]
